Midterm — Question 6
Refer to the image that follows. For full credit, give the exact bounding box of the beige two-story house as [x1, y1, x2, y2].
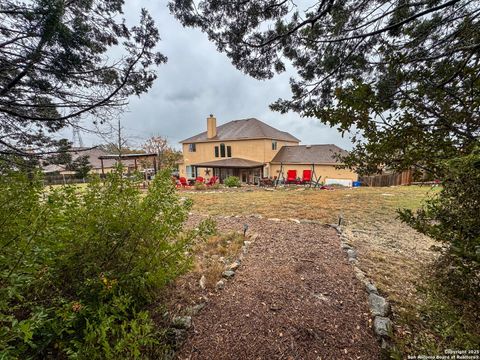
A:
[179, 115, 358, 185]
[179, 116, 299, 183]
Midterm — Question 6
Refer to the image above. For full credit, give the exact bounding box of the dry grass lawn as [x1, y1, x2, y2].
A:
[182, 185, 480, 356]
[183, 185, 434, 224]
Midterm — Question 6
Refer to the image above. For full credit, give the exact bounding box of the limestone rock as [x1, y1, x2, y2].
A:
[373, 316, 392, 338]
[216, 279, 225, 290]
[199, 275, 206, 289]
[347, 249, 357, 260]
[229, 261, 240, 271]
[172, 316, 192, 329]
[369, 293, 390, 317]
[353, 266, 367, 282]
[222, 270, 235, 278]
[365, 282, 378, 294]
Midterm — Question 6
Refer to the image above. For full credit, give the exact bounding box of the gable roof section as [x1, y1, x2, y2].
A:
[180, 118, 300, 143]
[271, 144, 348, 164]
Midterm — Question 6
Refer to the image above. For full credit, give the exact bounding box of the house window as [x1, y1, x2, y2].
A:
[272, 140, 277, 150]
[188, 143, 196, 152]
[220, 143, 226, 157]
[227, 146, 232, 157]
[214, 146, 219, 157]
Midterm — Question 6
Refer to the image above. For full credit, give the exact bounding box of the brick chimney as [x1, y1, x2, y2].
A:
[207, 114, 217, 139]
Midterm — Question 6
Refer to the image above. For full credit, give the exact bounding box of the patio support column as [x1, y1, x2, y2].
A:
[100, 158, 105, 176]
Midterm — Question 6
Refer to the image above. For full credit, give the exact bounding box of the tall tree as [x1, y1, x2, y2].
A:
[143, 135, 182, 169]
[67, 154, 92, 178]
[170, 0, 480, 175]
[0, 0, 166, 161]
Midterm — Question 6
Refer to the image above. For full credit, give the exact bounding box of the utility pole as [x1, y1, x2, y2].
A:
[72, 120, 84, 148]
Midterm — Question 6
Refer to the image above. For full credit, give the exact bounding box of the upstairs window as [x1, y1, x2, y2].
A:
[188, 143, 196, 152]
[272, 140, 277, 150]
[227, 146, 232, 157]
[214, 146, 219, 157]
[220, 143, 226, 157]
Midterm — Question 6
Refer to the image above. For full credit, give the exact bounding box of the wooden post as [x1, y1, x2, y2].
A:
[153, 156, 157, 174]
[100, 158, 105, 176]
[134, 158, 138, 171]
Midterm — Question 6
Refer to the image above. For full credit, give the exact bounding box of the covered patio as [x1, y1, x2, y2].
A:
[98, 153, 158, 175]
[192, 158, 264, 184]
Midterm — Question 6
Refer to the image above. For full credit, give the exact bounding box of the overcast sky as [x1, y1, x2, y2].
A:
[72, 0, 354, 150]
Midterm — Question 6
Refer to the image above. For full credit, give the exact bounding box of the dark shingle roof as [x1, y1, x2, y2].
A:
[180, 118, 300, 143]
[271, 145, 348, 164]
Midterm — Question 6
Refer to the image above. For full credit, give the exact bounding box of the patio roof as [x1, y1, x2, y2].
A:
[192, 158, 264, 169]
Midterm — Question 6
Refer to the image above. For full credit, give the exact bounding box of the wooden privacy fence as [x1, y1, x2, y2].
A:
[359, 170, 413, 187]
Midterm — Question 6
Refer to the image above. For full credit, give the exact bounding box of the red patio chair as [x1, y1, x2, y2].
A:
[206, 176, 218, 186]
[301, 169, 312, 184]
[179, 177, 189, 187]
[286, 170, 297, 184]
[195, 176, 204, 183]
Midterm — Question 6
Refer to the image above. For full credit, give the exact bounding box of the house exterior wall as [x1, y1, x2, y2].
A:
[179, 139, 299, 178]
[269, 163, 358, 182]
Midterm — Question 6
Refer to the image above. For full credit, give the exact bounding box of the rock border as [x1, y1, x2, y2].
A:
[217, 232, 257, 285]
[328, 224, 394, 355]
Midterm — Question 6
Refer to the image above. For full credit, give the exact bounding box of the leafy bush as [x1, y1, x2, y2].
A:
[194, 181, 206, 190]
[400, 149, 480, 298]
[223, 176, 241, 188]
[0, 168, 215, 358]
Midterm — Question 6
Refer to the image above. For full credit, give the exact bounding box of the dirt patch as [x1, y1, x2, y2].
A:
[176, 216, 380, 359]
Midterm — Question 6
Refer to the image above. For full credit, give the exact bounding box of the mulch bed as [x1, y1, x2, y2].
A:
[176, 216, 380, 360]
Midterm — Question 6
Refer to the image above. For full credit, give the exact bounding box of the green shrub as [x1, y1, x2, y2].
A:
[0, 167, 215, 359]
[400, 149, 480, 298]
[223, 176, 241, 188]
[194, 181, 206, 190]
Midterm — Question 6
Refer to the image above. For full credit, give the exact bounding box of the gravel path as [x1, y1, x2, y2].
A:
[178, 216, 380, 359]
